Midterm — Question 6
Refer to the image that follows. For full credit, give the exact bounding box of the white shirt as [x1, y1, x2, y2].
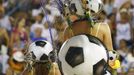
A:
[30, 22, 44, 33]
[0, 45, 9, 74]
[42, 15, 54, 24]
[45, 4, 61, 16]
[41, 28, 58, 44]
[104, 4, 114, 15]
[117, 53, 134, 73]
[32, 9, 42, 17]
[0, 16, 11, 31]
[116, 23, 131, 40]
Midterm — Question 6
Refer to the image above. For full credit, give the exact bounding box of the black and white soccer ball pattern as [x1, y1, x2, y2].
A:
[28, 40, 53, 61]
[59, 34, 111, 75]
[62, 0, 103, 16]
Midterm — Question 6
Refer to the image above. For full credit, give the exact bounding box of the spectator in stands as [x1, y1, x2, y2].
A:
[0, 6, 11, 32]
[115, 8, 132, 48]
[117, 39, 134, 74]
[118, 39, 129, 61]
[115, 0, 131, 22]
[10, 18, 28, 51]
[42, 9, 54, 25]
[0, 45, 9, 75]
[103, 0, 115, 15]
[30, 13, 44, 33]
[31, 25, 47, 42]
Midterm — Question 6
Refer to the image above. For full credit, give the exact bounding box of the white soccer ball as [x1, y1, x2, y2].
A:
[28, 40, 53, 61]
[86, 0, 103, 13]
[59, 34, 111, 75]
[62, 0, 103, 15]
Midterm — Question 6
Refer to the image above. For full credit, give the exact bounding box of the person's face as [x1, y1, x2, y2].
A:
[18, 19, 25, 27]
[35, 15, 43, 23]
[120, 12, 129, 23]
[35, 28, 42, 37]
[72, 20, 89, 35]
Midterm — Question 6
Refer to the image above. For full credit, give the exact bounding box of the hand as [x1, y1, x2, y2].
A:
[108, 50, 121, 69]
[109, 59, 120, 69]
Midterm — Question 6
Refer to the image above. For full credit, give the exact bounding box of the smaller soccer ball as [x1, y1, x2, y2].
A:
[28, 40, 53, 61]
[108, 50, 118, 61]
[85, 0, 103, 13]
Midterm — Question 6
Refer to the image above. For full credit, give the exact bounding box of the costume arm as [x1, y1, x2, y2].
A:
[102, 23, 113, 50]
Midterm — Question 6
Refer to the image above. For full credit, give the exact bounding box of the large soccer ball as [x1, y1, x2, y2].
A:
[59, 34, 111, 75]
[28, 40, 53, 61]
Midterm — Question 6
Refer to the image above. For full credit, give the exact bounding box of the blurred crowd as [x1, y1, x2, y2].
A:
[0, 0, 133, 75]
[102, 0, 134, 74]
